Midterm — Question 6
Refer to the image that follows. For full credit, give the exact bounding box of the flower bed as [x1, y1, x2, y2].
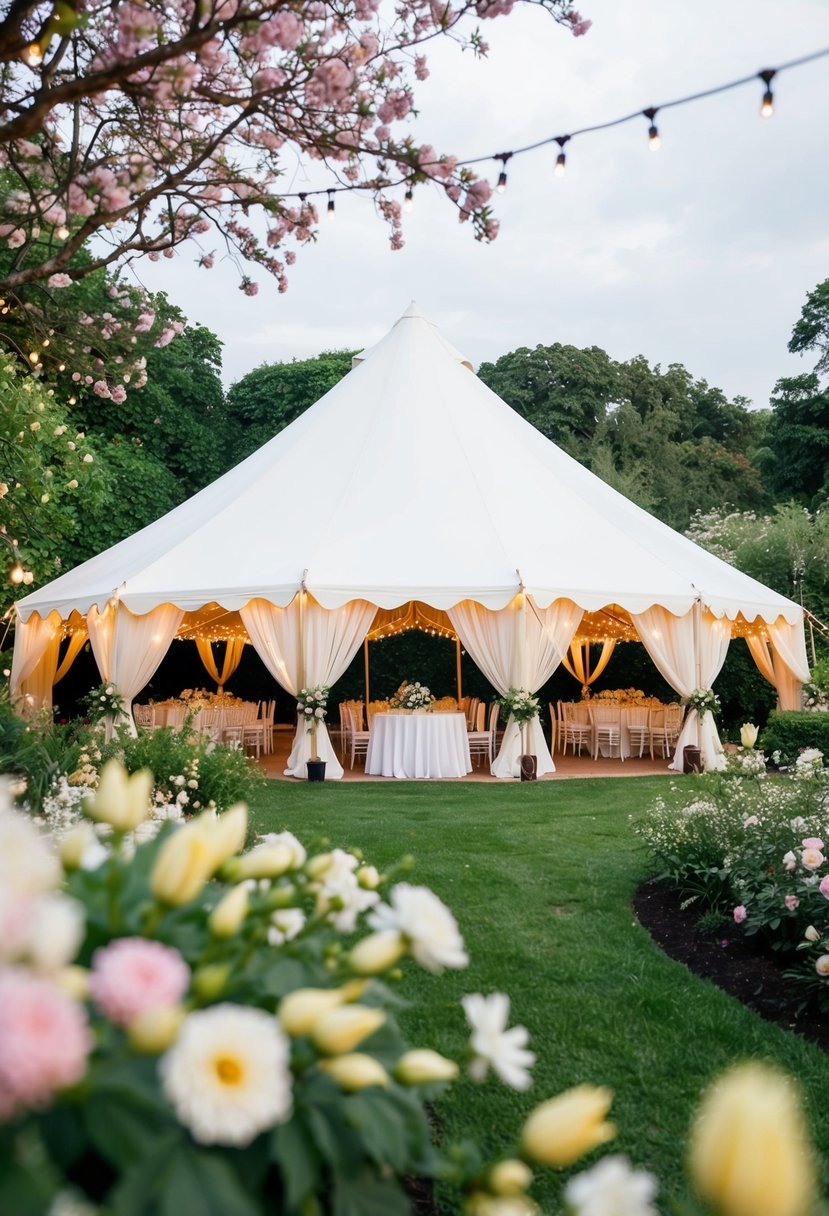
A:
[635, 747, 829, 1010]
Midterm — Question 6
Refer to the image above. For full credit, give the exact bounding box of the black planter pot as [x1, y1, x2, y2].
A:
[307, 758, 327, 782]
[519, 754, 537, 782]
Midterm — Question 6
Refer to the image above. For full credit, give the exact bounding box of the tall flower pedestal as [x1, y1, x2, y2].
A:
[519, 721, 537, 782]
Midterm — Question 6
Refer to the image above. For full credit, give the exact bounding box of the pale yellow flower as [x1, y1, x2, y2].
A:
[349, 929, 406, 975]
[151, 820, 218, 906]
[85, 760, 152, 832]
[688, 1062, 816, 1216]
[278, 987, 349, 1037]
[208, 883, 249, 937]
[128, 1004, 185, 1053]
[488, 1159, 533, 1197]
[521, 1084, 615, 1167]
[395, 1049, 459, 1085]
[311, 1005, 385, 1055]
[318, 1053, 389, 1091]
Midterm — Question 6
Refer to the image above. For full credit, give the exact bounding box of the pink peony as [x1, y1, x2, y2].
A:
[801, 848, 824, 871]
[820, 875, 829, 900]
[802, 837, 824, 850]
[89, 938, 190, 1027]
[733, 905, 747, 924]
[0, 968, 91, 1120]
[785, 895, 800, 911]
[47, 273, 72, 288]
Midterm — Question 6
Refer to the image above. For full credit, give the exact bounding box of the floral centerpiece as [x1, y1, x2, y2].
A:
[297, 684, 330, 759]
[79, 681, 125, 724]
[684, 687, 721, 717]
[593, 688, 646, 705]
[390, 680, 434, 711]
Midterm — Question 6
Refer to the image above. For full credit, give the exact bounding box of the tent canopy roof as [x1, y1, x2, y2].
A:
[17, 302, 800, 628]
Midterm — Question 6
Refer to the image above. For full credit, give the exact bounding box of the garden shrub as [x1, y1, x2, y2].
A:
[761, 710, 829, 766]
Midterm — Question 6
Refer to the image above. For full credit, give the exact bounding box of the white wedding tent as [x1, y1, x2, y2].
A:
[11, 303, 810, 778]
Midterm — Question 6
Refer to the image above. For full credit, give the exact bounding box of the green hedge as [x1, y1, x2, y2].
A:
[760, 710, 829, 765]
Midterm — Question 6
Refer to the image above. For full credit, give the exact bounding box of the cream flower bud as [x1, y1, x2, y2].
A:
[278, 987, 348, 1037]
[464, 1193, 539, 1216]
[311, 1005, 385, 1055]
[151, 821, 216, 906]
[86, 760, 152, 832]
[53, 965, 90, 1001]
[206, 804, 248, 864]
[488, 1160, 534, 1197]
[306, 852, 334, 880]
[804, 925, 820, 942]
[318, 1053, 389, 1092]
[521, 1085, 616, 1167]
[128, 1004, 185, 1054]
[59, 821, 100, 870]
[357, 865, 381, 890]
[231, 841, 294, 881]
[349, 930, 406, 975]
[192, 963, 231, 1001]
[28, 892, 85, 971]
[208, 883, 249, 937]
[688, 1062, 815, 1216]
[739, 723, 759, 748]
[395, 1049, 460, 1086]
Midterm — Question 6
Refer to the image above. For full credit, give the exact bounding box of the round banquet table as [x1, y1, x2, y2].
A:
[365, 711, 472, 779]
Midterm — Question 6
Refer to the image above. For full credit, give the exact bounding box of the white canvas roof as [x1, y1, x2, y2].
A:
[17, 302, 800, 627]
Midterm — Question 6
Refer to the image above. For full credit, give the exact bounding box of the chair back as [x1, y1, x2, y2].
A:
[666, 703, 684, 732]
[134, 703, 153, 728]
[164, 704, 186, 730]
[474, 702, 486, 731]
[488, 702, 500, 732]
[571, 702, 591, 725]
[626, 707, 651, 728]
[465, 697, 480, 730]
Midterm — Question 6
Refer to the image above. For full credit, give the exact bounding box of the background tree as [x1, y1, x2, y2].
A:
[226, 350, 354, 464]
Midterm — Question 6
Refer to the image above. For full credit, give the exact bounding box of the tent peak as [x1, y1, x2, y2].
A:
[352, 302, 474, 371]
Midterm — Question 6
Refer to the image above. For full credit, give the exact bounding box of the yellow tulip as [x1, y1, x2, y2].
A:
[488, 1160, 533, 1197]
[150, 821, 216, 906]
[318, 1053, 389, 1092]
[395, 1049, 459, 1086]
[207, 803, 248, 864]
[521, 1085, 615, 1168]
[85, 760, 152, 832]
[740, 723, 759, 748]
[278, 987, 348, 1037]
[208, 883, 249, 937]
[311, 1005, 385, 1055]
[349, 930, 406, 975]
[231, 841, 294, 881]
[58, 821, 99, 870]
[688, 1062, 816, 1216]
[127, 1005, 185, 1054]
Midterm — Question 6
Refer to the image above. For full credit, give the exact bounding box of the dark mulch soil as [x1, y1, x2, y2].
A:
[634, 880, 829, 1052]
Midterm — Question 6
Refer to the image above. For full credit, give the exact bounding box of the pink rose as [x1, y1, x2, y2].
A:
[803, 837, 824, 850]
[801, 848, 824, 871]
[89, 938, 190, 1027]
[785, 895, 800, 911]
[820, 875, 829, 900]
[733, 905, 747, 924]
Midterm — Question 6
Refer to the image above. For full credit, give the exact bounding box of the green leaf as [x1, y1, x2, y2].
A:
[109, 1137, 259, 1216]
[272, 1116, 321, 1211]
[342, 1093, 410, 1174]
[331, 1169, 412, 1216]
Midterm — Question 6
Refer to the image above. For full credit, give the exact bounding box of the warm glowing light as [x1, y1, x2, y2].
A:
[29, 351, 39, 364]
[22, 42, 43, 66]
[10, 563, 25, 585]
[404, 186, 414, 212]
[55, 225, 69, 240]
[554, 152, 566, 177]
[758, 69, 776, 119]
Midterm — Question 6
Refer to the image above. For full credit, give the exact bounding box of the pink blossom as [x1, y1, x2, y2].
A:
[89, 938, 190, 1027]
[47, 273, 72, 288]
[803, 837, 824, 850]
[820, 875, 829, 899]
[93, 380, 111, 398]
[110, 385, 127, 404]
[306, 59, 354, 107]
[0, 968, 91, 1120]
[732, 905, 747, 924]
[240, 278, 259, 296]
[268, 10, 304, 50]
[801, 847, 824, 871]
[7, 229, 26, 248]
[785, 895, 800, 911]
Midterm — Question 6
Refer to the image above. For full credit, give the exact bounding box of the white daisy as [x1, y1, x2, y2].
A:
[369, 883, 468, 973]
[462, 992, 535, 1091]
[564, 1155, 660, 1216]
[160, 1004, 292, 1146]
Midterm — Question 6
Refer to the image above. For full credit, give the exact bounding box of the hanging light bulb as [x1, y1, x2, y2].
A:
[29, 351, 39, 365]
[21, 41, 43, 66]
[758, 68, 776, 118]
[643, 107, 661, 151]
[9, 562, 24, 585]
[326, 190, 335, 219]
[404, 184, 414, 212]
[554, 135, 570, 178]
[55, 224, 69, 240]
[495, 153, 512, 193]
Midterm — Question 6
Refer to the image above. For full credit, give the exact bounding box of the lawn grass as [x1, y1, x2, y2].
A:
[249, 777, 829, 1212]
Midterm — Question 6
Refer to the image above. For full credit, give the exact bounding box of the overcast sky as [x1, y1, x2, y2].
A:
[139, 0, 829, 409]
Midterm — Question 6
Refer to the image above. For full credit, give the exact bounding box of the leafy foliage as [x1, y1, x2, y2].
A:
[760, 711, 829, 768]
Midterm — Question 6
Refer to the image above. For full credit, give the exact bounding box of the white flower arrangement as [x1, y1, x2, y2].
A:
[296, 684, 330, 730]
[389, 680, 434, 710]
[684, 687, 721, 717]
[500, 688, 541, 723]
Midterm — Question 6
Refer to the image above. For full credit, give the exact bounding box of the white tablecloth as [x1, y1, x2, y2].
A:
[593, 706, 658, 758]
[365, 712, 472, 779]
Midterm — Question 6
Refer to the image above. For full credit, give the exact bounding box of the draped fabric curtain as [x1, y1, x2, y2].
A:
[54, 631, 87, 686]
[241, 595, 376, 780]
[86, 604, 115, 682]
[195, 637, 245, 689]
[561, 639, 616, 693]
[10, 611, 62, 715]
[449, 596, 582, 779]
[631, 605, 730, 772]
[745, 618, 809, 710]
[111, 605, 184, 734]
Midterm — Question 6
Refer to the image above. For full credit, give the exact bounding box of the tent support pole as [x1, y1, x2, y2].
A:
[693, 598, 703, 749]
[455, 637, 462, 704]
[364, 637, 370, 708]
